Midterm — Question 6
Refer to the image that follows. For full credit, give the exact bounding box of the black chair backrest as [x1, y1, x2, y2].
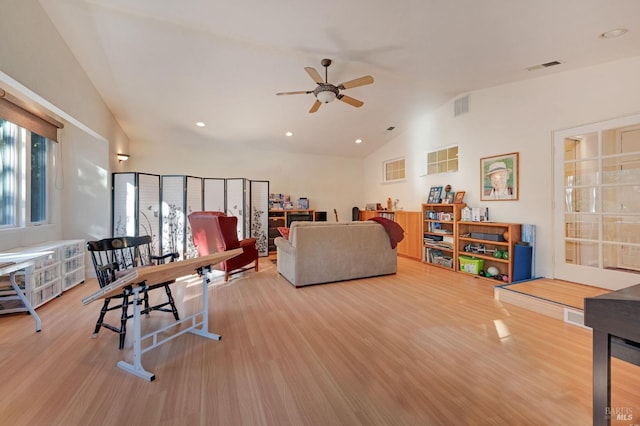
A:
[87, 236, 156, 289]
[352, 207, 360, 221]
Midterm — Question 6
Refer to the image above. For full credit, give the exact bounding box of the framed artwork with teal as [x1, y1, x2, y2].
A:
[481, 152, 519, 201]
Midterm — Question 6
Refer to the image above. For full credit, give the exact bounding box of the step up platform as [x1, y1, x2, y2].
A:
[494, 278, 610, 327]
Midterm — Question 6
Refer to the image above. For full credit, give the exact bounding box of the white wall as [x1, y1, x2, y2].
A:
[363, 56, 640, 279]
[0, 0, 127, 250]
[128, 131, 364, 223]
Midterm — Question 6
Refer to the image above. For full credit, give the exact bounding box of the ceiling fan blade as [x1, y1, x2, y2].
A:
[309, 100, 322, 113]
[338, 75, 374, 90]
[337, 94, 364, 108]
[305, 67, 324, 84]
[276, 91, 311, 96]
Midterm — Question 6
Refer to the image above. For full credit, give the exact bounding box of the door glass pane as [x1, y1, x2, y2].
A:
[565, 132, 598, 160]
[603, 243, 640, 272]
[565, 214, 599, 239]
[565, 160, 598, 186]
[603, 215, 640, 244]
[602, 126, 640, 156]
[602, 186, 637, 213]
[602, 154, 640, 184]
[565, 240, 599, 267]
[564, 187, 598, 213]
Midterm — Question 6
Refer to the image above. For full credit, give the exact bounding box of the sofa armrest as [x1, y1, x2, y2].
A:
[274, 236, 294, 255]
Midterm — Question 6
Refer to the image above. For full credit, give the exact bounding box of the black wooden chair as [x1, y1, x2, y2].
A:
[86, 235, 180, 349]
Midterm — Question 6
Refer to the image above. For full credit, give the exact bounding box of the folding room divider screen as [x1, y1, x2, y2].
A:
[112, 173, 270, 259]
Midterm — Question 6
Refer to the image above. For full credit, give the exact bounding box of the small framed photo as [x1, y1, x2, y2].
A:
[443, 191, 455, 204]
[481, 152, 519, 201]
[453, 191, 466, 204]
[427, 186, 443, 204]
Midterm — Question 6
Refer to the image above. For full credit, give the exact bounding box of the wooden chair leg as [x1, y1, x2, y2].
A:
[225, 271, 230, 282]
[93, 298, 111, 337]
[255, 260, 259, 272]
[163, 284, 180, 321]
[119, 295, 129, 350]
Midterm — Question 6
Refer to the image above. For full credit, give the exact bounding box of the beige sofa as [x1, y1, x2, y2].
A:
[274, 221, 397, 287]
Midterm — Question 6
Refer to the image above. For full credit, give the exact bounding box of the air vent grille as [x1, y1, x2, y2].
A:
[564, 308, 588, 329]
[454, 95, 469, 117]
[526, 60, 563, 71]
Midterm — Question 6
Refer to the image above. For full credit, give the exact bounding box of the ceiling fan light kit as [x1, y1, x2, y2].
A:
[277, 58, 374, 113]
[315, 85, 338, 103]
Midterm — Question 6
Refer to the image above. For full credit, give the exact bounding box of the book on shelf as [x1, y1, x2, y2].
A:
[424, 210, 453, 221]
[424, 234, 453, 250]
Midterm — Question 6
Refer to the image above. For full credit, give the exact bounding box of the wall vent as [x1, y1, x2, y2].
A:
[454, 95, 469, 117]
[564, 308, 589, 329]
[526, 60, 563, 71]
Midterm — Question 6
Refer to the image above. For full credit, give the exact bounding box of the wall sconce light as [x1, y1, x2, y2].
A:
[117, 153, 130, 163]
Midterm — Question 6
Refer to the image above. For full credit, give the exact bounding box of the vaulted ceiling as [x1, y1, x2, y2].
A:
[40, 0, 640, 157]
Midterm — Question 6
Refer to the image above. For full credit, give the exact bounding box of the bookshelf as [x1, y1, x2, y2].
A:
[267, 210, 315, 252]
[422, 203, 465, 270]
[456, 222, 522, 284]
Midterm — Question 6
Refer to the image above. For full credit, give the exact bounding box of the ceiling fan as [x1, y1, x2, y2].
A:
[276, 59, 374, 113]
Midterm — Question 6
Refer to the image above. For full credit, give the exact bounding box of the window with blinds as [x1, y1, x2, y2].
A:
[0, 89, 61, 228]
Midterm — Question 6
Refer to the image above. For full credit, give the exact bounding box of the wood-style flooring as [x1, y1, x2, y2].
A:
[0, 257, 638, 425]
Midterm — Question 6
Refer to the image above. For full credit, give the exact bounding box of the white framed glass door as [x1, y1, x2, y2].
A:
[553, 113, 640, 290]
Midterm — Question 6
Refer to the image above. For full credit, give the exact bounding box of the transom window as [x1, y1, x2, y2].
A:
[384, 158, 405, 182]
[427, 145, 459, 174]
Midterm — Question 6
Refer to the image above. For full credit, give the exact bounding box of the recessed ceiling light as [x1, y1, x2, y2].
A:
[285, 131, 293, 137]
[600, 28, 628, 39]
[355, 139, 362, 144]
[196, 122, 205, 127]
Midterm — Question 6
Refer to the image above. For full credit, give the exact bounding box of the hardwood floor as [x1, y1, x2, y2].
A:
[1, 257, 638, 425]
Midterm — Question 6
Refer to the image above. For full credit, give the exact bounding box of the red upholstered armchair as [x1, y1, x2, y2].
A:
[188, 211, 259, 281]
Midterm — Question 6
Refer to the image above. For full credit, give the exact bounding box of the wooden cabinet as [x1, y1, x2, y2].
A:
[422, 203, 465, 270]
[395, 211, 422, 260]
[359, 210, 394, 221]
[456, 222, 521, 283]
[358, 210, 421, 260]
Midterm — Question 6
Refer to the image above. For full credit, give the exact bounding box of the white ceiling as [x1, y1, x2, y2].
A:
[40, 0, 640, 158]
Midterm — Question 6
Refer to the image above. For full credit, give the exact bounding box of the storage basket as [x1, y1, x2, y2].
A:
[459, 256, 484, 275]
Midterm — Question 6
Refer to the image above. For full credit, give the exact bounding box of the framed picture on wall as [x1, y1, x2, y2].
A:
[480, 152, 519, 201]
[427, 186, 443, 204]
